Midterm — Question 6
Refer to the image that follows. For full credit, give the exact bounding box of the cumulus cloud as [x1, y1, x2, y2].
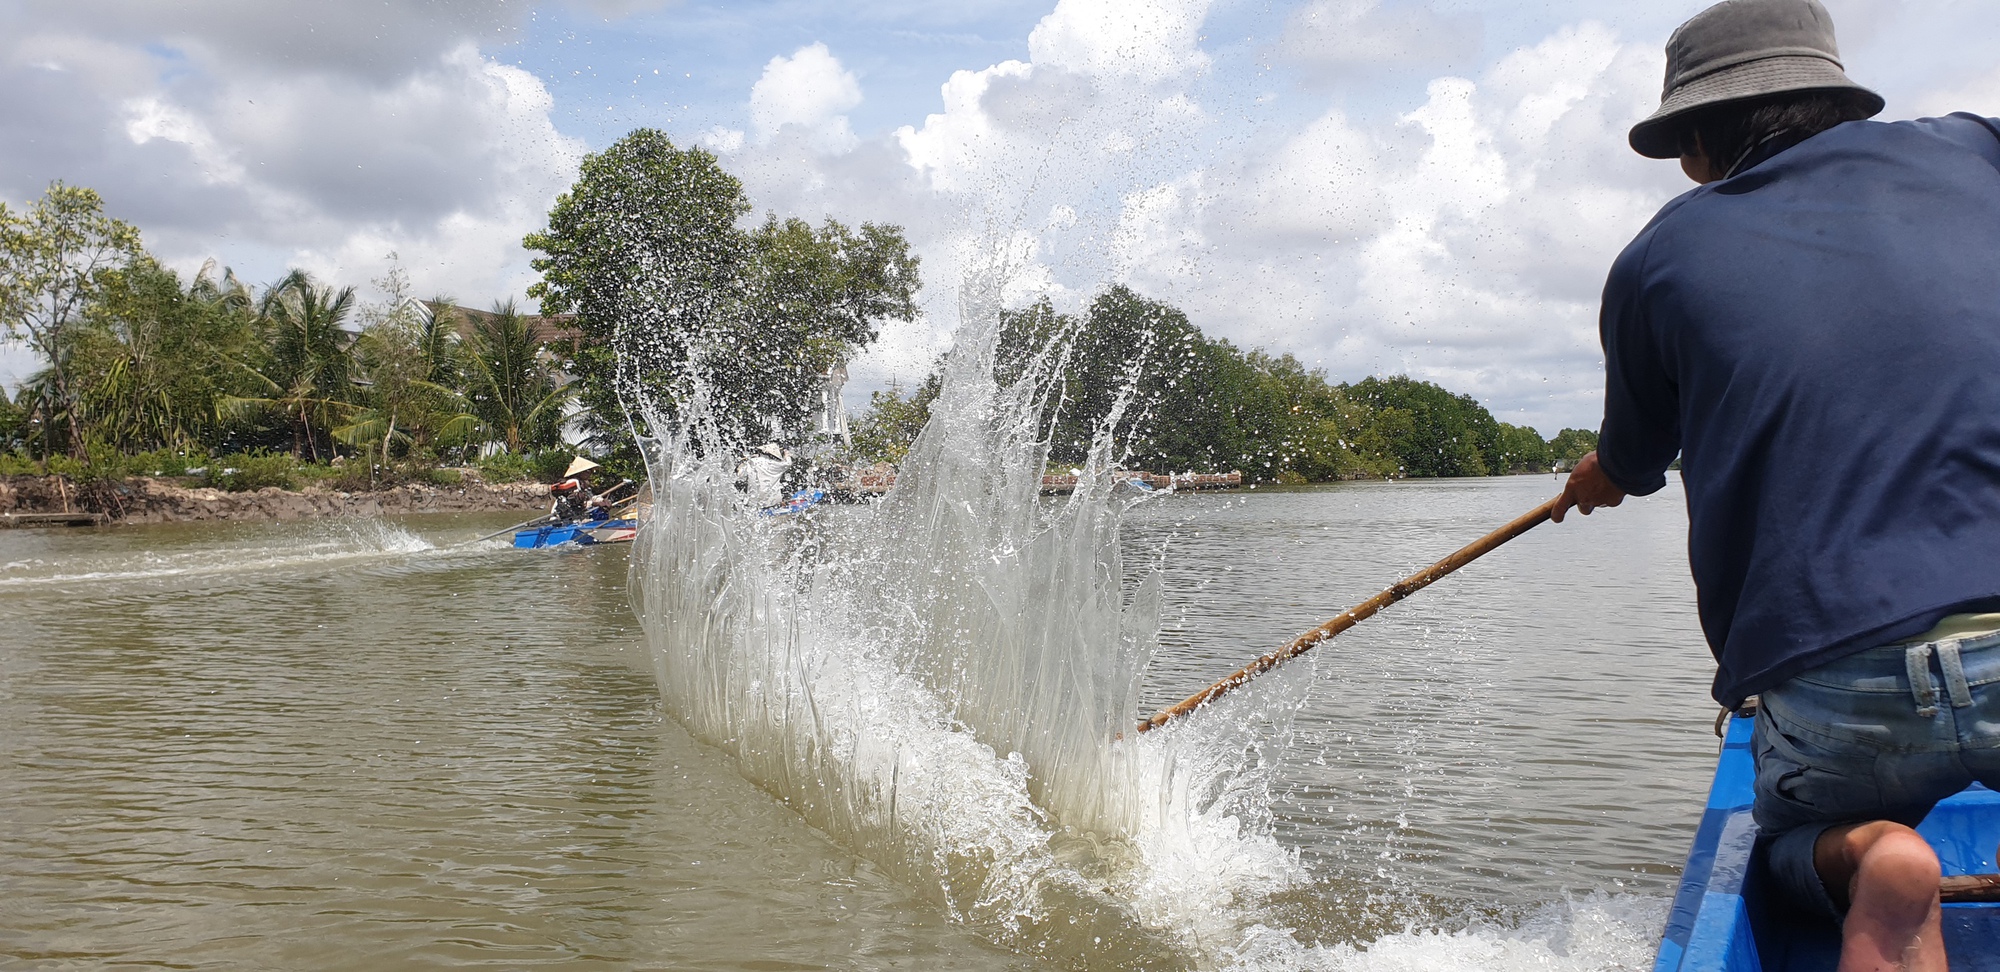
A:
[10, 0, 1996, 427]
[1026, 0, 1212, 83]
[748, 43, 863, 150]
[1113, 22, 1680, 430]
[0, 9, 584, 344]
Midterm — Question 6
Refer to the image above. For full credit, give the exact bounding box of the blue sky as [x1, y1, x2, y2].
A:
[4, 0, 1998, 432]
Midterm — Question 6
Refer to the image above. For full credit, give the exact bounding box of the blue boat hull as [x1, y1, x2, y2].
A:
[512, 518, 637, 549]
[1656, 713, 2000, 971]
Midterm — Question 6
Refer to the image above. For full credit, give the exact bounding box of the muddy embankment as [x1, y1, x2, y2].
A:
[0, 475, 549, 525]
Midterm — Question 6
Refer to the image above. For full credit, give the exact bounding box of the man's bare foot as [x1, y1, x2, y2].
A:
[1815, 821, 1946, 972]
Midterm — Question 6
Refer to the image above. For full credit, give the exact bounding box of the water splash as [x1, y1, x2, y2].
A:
[621, 247, 1673, 969]
[627, 263, 1327, 964]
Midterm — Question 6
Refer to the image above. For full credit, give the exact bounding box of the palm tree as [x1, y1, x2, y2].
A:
[463, 299, 572, 453]
[225, 270, 359, 461]
[335, 296, 478, 473]
[415, 297, 463, 387]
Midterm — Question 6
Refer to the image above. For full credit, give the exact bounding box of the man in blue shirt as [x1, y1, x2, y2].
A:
[1553, 1, 2000, 967]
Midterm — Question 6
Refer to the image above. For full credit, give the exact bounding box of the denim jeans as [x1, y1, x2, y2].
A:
[1752, 632, 2000, 918]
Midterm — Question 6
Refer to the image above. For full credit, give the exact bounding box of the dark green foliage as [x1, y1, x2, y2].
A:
[463, 299, 570, 453]
[526, 129, 749, 460]
[974, 286, 1581, 483]
[530, 448, 576, 483]
[1342, 376, 1499, 478]
[1550, 428, 1600, 469]
[0, 383, 27, 451]
[228, 269, 361, 462]
[726, 215, 919, 448]
[524, 129, 918, 457]
[474, 450, 536, 483]
[0, 182, 145, 458]
[1493, 422, 1555, 473]
[849, 374, 940, 466]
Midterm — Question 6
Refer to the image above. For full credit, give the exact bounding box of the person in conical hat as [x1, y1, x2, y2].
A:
[550, 456, 604, 520]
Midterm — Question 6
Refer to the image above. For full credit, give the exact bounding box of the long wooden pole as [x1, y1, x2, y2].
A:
[1135, 495, 1558, 733]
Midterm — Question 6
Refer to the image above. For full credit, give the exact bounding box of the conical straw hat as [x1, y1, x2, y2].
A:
[564, 456, 602, 477]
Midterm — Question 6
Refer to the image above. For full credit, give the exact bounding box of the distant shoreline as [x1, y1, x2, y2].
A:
[0, 475, 547, 526]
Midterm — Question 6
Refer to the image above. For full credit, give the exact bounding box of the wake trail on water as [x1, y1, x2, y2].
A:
[626, 264, 1662, 969]
[0, 519, 438, 591]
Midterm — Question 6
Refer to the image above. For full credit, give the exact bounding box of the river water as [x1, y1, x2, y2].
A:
[1, 473, 1714, 970]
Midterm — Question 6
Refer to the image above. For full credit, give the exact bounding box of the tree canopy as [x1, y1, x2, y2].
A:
[4, 168, 1607, 492]
[0, 183, 144, 457]
[881, 284, 1588, 483]
[524, 128, 918, 455]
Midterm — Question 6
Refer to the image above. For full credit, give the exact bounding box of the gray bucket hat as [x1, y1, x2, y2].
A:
[1629, 0, 1883, 159]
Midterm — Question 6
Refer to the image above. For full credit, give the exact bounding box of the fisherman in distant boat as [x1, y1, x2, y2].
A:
[736, 443, 790, 510]
[1552, 1, 2000, 967]
[550, 456, 615, 521]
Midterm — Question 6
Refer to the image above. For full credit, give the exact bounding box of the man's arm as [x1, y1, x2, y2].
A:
[1551, 450, 1627, 523]
[1569, 228, 1681, 519]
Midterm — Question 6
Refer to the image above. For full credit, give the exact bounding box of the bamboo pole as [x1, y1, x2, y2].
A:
[1136, 495, 1559, 733]
[1942, 873, 2000, 903]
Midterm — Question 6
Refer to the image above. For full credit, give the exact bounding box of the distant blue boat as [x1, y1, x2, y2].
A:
[1656, 711, 2000, 971]
[512, 518, 637, 549]
[758, 488, 826, 517]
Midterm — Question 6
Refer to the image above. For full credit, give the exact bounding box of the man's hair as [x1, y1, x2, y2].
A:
[1675, 90, 1878, 169]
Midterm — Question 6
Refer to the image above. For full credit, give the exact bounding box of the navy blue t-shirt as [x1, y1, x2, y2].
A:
[1596, 113, 2000, 708]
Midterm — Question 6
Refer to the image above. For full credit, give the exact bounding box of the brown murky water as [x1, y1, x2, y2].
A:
[1, 475, 1717, 970]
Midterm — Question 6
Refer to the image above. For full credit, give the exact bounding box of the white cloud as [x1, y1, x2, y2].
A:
[1113, 171, 1205, 282]
[13, 0, 1998, 427]
[124, 97, 245, 186]
[702, 126, 747, 154]
[1026, 0, 1212, 84]
[894, 59, 1037, 195]
[748, 42, 863, 151]
[1094, 20, 1680, 431]
[9, 30, 580, 310]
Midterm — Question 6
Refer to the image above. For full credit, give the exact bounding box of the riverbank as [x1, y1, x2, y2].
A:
[0, 474, 548, 525]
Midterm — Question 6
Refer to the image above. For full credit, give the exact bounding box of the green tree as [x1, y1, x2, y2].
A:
[997, 290, 1374, 481]
[338, 265, 479, 469]
[0, 182, 144, 457]
[0, 384, 26, 451]
[997, 286, 1215, 469]
[462, 298, 572, 453]
[1343, 375, 1499, 478]
[525, 129, 918, 456]
[412, 297, 464, 388]
[848, 374, 940, 466]
[228, 270, 359, 461]
[726, 215, 918, 446]
[74, 258, 261, 454]
[1492, 422, 1555, 474]
[525, 129, 749, 456]
[1228, 349, 1374, 481]
[1549, 427, 1599, 470]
